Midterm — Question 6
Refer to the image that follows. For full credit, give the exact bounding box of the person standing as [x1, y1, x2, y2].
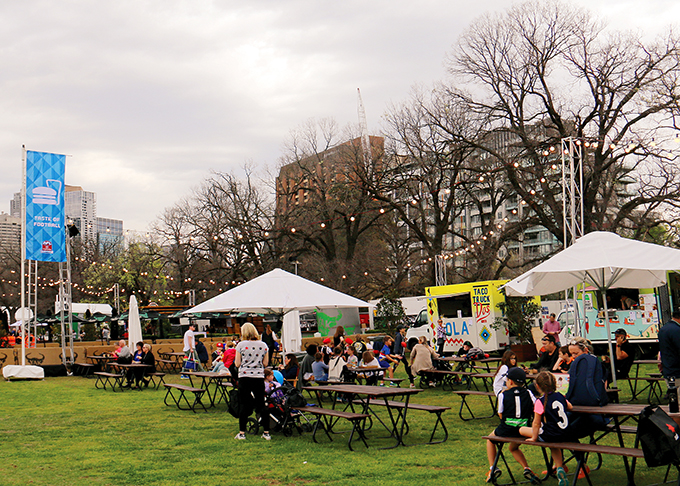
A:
[261, 324, 278, 363]
[183, 323, 196, 358]
[393, 326, 415, 388]
[542, 313, 561, 343]
[658, 311, 680, 390]
[435, 318, 446, 356]
[234, 323, 271, 441]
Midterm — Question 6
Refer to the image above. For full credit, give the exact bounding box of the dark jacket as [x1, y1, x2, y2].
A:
[195, 341, 209, 364]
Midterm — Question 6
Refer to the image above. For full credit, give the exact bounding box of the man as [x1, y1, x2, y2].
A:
[612, 328, 635, 379]
[393, 326, 415, 388]
[183, 323, 196, 358]
[435, 318, 446, 356]
[114, 339, 132, 364]
[542, 313, 561, 343]
[658, 311, 680, 389]
[526, 334, 559, 373]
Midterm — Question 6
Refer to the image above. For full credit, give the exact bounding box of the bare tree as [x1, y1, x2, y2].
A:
[450, 0, 680, 244]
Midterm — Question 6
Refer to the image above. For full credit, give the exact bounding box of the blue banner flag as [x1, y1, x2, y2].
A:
[25, 150, 66, 262]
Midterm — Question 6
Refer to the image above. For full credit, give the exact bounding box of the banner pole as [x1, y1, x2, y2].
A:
[20, 146, 26, 366]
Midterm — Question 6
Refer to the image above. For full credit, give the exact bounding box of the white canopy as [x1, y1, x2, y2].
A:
[127, 295, 143, 351]
[504, 231, 680, 297]
[184, 268, 370, 315]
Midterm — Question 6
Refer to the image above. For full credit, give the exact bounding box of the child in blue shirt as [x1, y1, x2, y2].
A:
[378, 336, 398, 380]
[312, 352, 329, 382]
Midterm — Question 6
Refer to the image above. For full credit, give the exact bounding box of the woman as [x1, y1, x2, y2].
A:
[278, 353, 299, 381]
[297, 344, 317, 390]
[138, 343, 156, 388]
[234, 323, 271, 441]
[333, 326, 346, 347]
[493, 350, 517, 397]
[410, 336, 439, 385]
[125, 342, 144, 387]
[261, 324, 278, 363]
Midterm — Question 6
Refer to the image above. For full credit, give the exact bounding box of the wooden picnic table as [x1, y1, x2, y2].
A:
[185, 371, 232, 407]
[304, 384, 422, 449]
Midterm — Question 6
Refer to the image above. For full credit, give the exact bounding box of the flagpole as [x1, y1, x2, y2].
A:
[20, 146, 27, 366]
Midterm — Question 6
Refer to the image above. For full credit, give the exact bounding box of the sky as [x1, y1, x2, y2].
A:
[0, 0, 678, 232]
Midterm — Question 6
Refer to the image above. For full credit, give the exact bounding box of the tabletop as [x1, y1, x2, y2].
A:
[305, 384, 422, 396]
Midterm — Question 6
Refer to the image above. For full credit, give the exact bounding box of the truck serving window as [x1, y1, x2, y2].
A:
[438, 294, 472, 318]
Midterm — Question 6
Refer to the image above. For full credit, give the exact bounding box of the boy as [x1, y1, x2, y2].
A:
[378, 336, 399, 381]
[486, 367, 540, 484]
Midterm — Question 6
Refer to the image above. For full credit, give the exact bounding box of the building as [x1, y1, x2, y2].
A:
[0, 213, 21, 253]
[96, 217, 124, 252]
[65, 185, 98, 242]
[9, 192, 21, 219]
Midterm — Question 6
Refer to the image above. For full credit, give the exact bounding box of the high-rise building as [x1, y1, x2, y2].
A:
[9, 192, 21, 218]
[0, 213, 21, 253]
[65, 185, 97, 242]
[96, 217, 124, 252]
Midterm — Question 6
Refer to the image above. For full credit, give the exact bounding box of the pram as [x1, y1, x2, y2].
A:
[245, 382, 314, 437]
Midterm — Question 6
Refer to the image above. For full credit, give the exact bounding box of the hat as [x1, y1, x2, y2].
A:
[506, 367, 526, 385]
[323, 337, 331, 344]
[345, 337, 353, 345]
[216, 342, 225, 348]
[541, 334, 557, 344]
[463, 341, 473, 348]
[614, 328, 627, 336]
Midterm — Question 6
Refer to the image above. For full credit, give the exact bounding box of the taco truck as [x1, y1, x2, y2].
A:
[405, 279, 541, 354]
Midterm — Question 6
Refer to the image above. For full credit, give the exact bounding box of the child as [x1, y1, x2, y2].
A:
[345, 345, 359, 369]
[328, 346, 346, 381]
[521, 371, 573, 486]
[486, 367, 539, 484]
[312, 352, 329, 382]
[378, 336, 399, 380]
[493, 350, 518, 397]
[264, 369, 285, 405]
[359, 349, 382, 385]
[553, 346, 572, 373]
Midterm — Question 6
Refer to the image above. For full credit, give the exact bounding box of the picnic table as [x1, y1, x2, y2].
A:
[626, 360, 664, 401]
[185, 371, 232, 407]
[304, 384, 423, 449]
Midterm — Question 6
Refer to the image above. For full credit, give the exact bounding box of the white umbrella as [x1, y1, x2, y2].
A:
[505, 231, 680, 386]
[282, 310, 302, 353]
[127, 295, 143, 351]
[185, 268, 369, 314]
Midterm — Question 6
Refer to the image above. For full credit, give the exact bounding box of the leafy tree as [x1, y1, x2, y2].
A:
[374, 291, 407, 334]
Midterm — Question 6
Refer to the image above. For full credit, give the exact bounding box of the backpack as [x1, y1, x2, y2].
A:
[465, 347, 486, 361]
[281, 381, 306, 408]
[637, 405, 680, 467]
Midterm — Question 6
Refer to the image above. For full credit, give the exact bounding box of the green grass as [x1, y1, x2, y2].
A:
[0, 364, 671, 486]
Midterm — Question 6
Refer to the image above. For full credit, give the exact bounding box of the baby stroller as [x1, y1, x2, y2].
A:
[246, 381, 314, 437]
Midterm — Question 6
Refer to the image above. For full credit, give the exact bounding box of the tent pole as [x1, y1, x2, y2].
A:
[602, 287, 617, 389]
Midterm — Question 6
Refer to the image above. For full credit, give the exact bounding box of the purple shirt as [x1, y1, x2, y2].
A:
[543, 318, 561, 335]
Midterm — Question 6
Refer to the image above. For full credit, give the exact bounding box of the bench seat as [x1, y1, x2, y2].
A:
[292, 406, 369, 451]
[163, 384, 208, 413]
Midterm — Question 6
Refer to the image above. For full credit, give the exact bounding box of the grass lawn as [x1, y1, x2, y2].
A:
[0, 363, 672, 486]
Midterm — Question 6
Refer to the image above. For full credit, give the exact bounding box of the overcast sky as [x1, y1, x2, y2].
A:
[1, 0, 677, 231]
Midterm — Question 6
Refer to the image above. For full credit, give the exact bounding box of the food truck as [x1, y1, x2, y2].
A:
[406, 280, 541, 354]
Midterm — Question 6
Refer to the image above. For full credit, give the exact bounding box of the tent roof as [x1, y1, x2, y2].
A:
[184, 268, 370, 315]
[505, 231, 680, 296]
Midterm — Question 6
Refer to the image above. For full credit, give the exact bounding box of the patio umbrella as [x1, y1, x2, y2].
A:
[127, 295, 143, 351]
[281, 310, 302, 353]
[504, 231, 680, 386]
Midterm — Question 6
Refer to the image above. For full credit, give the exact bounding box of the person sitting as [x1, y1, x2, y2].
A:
[195, 338, 209, 370]
[620, 295, 637, 310]
[125, 341, 144, 387]
[493, 350, 518, 397]
[113, 339, 132, 364]
[297, 344, 317, 390]
[328, 346, 346, 382]
[278, 353, 299, 381]
[410, 336, 439, 386]
[137, 343, 156, 388]
[211, 347, 227, 373]
[553, 346, 573, 373]
[345, 344, 359, 369]
[611, 328, 635, 379]
[486, 367, 539, 484]
[312, 352, 329, 382]
[359, 349, 382, 385]
[525, 334, 559, 373]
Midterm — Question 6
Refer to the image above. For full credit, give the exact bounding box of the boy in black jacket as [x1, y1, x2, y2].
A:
[485, 367, 541, 484]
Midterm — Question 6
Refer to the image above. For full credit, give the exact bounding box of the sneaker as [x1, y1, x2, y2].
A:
[409, 383, 416, 389]
[261, 432, 271, 441]
[180, 374, 189, 380]
[486, 468, 502, 483]
[234, 432, 246, 440]
[577, 465, 590, 479]
[523, 468, 541, 485]
[542, 465, 568, 476]
[556, 467, 569, 486]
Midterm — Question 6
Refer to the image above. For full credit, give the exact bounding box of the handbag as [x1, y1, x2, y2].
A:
[637, 405, 680, 467]
[183, 352, 197, 371]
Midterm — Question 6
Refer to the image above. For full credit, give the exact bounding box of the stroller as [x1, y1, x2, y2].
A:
[245, 381, 314, 437]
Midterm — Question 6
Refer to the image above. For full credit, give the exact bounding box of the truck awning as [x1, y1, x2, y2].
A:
[420, 292, 468, 300]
